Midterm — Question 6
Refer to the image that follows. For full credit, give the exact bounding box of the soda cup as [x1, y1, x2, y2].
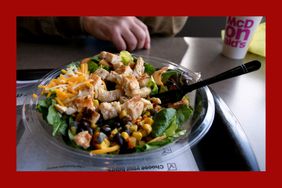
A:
[222, 16, 263, 59]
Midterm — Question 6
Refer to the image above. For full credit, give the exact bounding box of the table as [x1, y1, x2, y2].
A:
[17, 36, 265, 170]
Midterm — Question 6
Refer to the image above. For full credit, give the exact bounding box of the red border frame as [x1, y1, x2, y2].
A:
[3, 0, 279, 187]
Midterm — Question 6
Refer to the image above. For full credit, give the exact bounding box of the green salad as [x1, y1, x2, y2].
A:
[35, 51, 193, 155]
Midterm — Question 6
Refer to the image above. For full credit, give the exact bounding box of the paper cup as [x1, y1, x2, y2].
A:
[222, 16, 263, 59]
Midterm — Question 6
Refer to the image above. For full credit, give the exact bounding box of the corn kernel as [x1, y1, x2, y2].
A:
[142, 124, 152, 134]
[144, 111, 151, 116]
[38, 85, 46, 89]
[32, 93, 38, 99]
[151, 97, 161, 104]
[144, 117, 154, 125]
[138, 120, 144, 126]
[93, 99, 99, 108]
[61, 69, 67, 74]
[135, 119, 142, 124]
[132, 131, 142, 141]
[91, 123, 97, 129]
[129, 124, 138, 132]
[110, 128, 118, 138]
[95, 138, 110, 149]
[139, 129, 147, 137]
[119, 110, 127, 119]
[154, 105, 162, 112]
[121, 132, 129, 140]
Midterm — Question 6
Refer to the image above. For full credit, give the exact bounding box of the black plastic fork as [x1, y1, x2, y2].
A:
[151, 60, 261, 105]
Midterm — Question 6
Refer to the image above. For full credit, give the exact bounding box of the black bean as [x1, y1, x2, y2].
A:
[114, 122, 121, 128]
[119, 144, 129, 154]
[77, 120, 90, 133]
[115, 133, 124, 146]
[86, 127, 94, 135]
[100, 125, 111, 135]
[69, 120, 78, 128]
[122, 127, 131, 135]
[96, 132, 107, 144]
[82, 108, 94, 119]
[96, 117, 104, 126]
[122, 117, 131, 125]
[80, 120, 90, 128]
[77, 127, 84, 133]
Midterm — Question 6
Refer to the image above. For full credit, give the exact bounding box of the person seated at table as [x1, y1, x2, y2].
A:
[17, 16, 188, 51]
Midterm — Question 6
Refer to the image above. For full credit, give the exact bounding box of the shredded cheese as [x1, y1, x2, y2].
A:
[90, 145, 120, 155]
[55, 97, 65, 106]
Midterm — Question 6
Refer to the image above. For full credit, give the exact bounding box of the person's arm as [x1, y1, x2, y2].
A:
[17, 16, 187, 51]
[80, 16, 150, 51]
[17, 16, 150, 51]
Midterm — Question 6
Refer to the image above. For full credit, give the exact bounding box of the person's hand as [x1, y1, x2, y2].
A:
[81, 16, 150, 51]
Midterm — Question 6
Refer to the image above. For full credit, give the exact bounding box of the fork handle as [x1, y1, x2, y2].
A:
[184, 60, 261, 93]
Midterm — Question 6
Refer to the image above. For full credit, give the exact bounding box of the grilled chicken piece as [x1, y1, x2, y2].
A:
[138, 74, 150, 87]
[90, 73, 103, 90]
[97, 88, 123, 102]
[99, 51, 107, 59]
[99, 59, 111, 67]
[112, 62, 124, 70]
[150, 97, 162, 105]
[106, 71, 123, 85]
[73, 131, 92, 149]
[141, 98, 153, 112]
[131, 87, 151, 98]
[168, 97, 189, 109]
[133, 57, 145, 78]
[105, 52, 121, 64]
[115, 65, 133, 75]
[90, 110, 100, 125]
[99, 101, 122, 120]
[74, 96, 95, 112]
[122, 75, 140, 97]
[100, 51, 122, 69]
[121, 96, 144, 120]
[94, 68, 109, 80]
[77, 88, 94, 98]
[152, 66, 169, 86]
[54, 104, 76, 115]
[119, 96, 129, 104]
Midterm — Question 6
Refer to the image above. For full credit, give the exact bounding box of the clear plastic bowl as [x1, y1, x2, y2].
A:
[22, 55, 215, 170]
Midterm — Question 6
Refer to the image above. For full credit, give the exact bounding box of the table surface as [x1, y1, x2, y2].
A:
[17, 36, 265, 171]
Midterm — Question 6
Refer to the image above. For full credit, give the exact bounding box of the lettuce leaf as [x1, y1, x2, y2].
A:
[175, 105, 193, 126]
[151, 108, 176, 137]
[164, 116, 178, 137]
[144, 63, 156, 75]
[47, 105, 67, 136]
[147, 77, 158, 95]
[88, 61, 99, 73]
[90, 54, 101, 63]
[135, 137, 173, 152]
[161, 70, 179, 84]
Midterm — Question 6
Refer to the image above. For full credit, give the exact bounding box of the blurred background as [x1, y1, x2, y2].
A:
[177, 16, 227, 37]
